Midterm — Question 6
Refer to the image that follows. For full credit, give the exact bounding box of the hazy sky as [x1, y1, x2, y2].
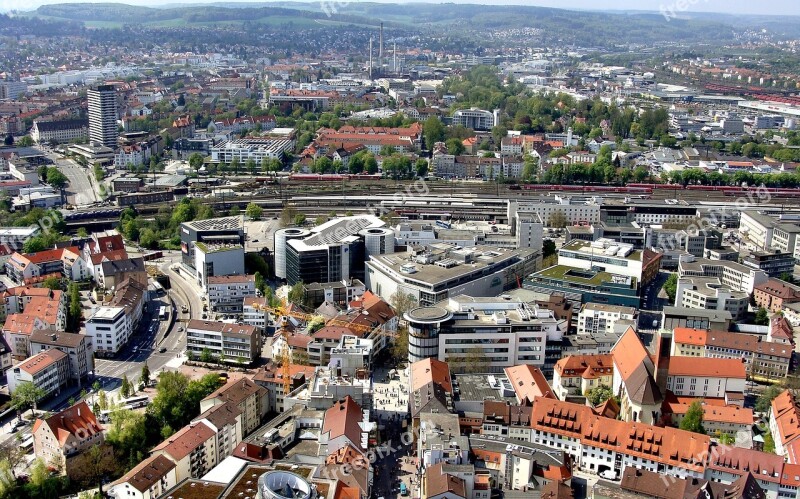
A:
[6, 0, 800, 16]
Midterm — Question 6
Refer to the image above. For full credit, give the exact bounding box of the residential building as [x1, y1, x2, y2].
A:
[418, 412, 469, 469]
[754, 278, 800, 313]
[674, 276, 749, 320]
[28, 329, 93, 384]
[151, 421, 217, 481]
[185, 320, 261, 364]
[662, 396, 753, 439]
[242, 297, 268, 331]
[530, 397, 710, 480]
[108, 455, 178, 499]
[302, 279, 366, 308]
[576, 303, 636, 336]
[192, 402, 243, 465]
[86, 307, 130, 357]
[311, 123, 422, 154]
[404, 295, 561, 376]
[200, 378, 268, 437]
[5, 247, 88, 284]
[769, 390, 800, 464]
[319, 395, 370, 456]
[207, 274, 256, 314]
[504, 364, 555, 406]
[678, 256, 769, 294]
[7, 348, 69, 398]
[32, 401, 103, 476]
[367, 245, 538, 306]
[88, 84, 118, 148]
[666, 356, 746, 399]
[671, 327, 791, 381]
[552, 354, 614, 401]
[3, 313, 47, 357]
[30, 119, 89, 144]
[98, 256, 146, 289]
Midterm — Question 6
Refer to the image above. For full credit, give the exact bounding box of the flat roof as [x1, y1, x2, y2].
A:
[183, 215, 244, 232]
[453, 373, 517, 404]
[88, 306, 125, 320]
[535, 265, 636, 287]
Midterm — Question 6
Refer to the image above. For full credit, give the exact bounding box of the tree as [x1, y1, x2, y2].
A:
[245, 202, 263, 221]
[68, 282, 82, 332]
[755, 385, 783, 413]
[93, 163, 105, 181]
[391, 326, 409, 361]
[149, 371, 221, 433]
[11, 381, 46, 417]
[120, 374, 132, 399]
[662, 273, 678, 303]
[200, 348, 213, 363]
[17, 135, 33, 147]
[547, 210, 568, 229]
[543, 239, 556, 258]
[293, 213, 306, 226]
[246, 158, 257, 176]
[415, 158, 429, 178]
[3, 134, 12, 146]
[105, 409, 148, 470]
[288, 281, 305, 305]
[423, 116, 445, 149]
[188, 152, 204, 172]
[46, 167, 68, 189]
[522, 155, 538, 182]
[585, 384, 614, 406]
[445, 138, 465, 156]
[279, 206, 298, 228]
[390, 291, 418, 318]
[42, 275, 61, 290]
[679, 400, 706, 434]
[754, 307, 770, 326]
[365, 155, 379, 174]
[141, 363, 151, 388]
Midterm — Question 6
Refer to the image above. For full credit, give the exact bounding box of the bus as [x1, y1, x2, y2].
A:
[121, 396, 150, 410]
[159, 306, 167, 320]
[19, 436, 33, 453]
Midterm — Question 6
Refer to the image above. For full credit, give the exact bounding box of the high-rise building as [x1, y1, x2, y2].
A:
[87, 84, 118, 148]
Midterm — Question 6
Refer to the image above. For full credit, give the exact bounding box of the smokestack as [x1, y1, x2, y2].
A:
[369, 37, 373, 79]
[379, 22, 384, 74]
[393, 41, 397, 74]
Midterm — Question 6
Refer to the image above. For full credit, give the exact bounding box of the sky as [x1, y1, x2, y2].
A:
[5, 0, 800, 16]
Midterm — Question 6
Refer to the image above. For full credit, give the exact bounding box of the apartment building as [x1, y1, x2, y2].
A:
[8, 348, 69, 398]
[200, 378, 268, 437]
[674, 276, 749, 320]
[666, 357, 746, 399]
[28, 329, 93, 384]
[5, 247, 88, 284]
[242, 296, 268, 331]
[769, 390, 800, 464]
[151, 421, 217, 481]
[86, 307, 130, 357]
[32, 401, 103, 476]
[185, 320, 261, 364]
[192, 402, 243, 465]
[552, 354, 613, 401]
[206, 274, 256, 314]
[754, 278, 800, 313]
[576, 303, 636, 336]
[108, 455, 178, 499]
[671, 327, 791, 381]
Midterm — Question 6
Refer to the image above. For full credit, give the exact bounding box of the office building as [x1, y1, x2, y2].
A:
[30, 119, 89, 144]
[557, 238, 661, 286]
[743, 250, 795, 278]
[404, 294, 561, 375]
[451, 108, 497, 131]
[576, 303, 637, 336]
[674, 276, 750, 320]
[88, 84, 118, 148]
[180, 216, 245, 282]
[525, 265, 640, 307]
[678, 255, 768, 294]
[367, 244, 538, 306]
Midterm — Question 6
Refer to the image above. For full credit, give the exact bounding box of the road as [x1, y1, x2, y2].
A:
[41, 150, 98, 207]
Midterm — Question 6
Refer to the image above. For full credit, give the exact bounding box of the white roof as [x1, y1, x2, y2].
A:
[200, 456, 247, 483]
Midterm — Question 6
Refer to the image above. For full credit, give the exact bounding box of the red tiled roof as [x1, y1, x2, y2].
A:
[17, 349, 66, 375]
[411, 358, 452, 393]
[667, 356, 746, 379]
[152, 421, 214, 461]
[504, 364, 555, 404]
[322, 396, 364, 452]
[33, 401, 101, 446]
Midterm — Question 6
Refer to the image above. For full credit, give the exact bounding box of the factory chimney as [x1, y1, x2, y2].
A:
[368, 37, 373, 79]
[379, 22, 384, 75]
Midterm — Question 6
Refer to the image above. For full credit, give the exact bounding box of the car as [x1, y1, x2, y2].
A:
[132, 346, 139, 353]
[252, 239, 259, 243]
[599, 470, 618, 480]
[159, 347, 167, 353]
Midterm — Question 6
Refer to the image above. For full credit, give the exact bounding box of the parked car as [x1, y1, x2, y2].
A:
[600, 470, 618, 481]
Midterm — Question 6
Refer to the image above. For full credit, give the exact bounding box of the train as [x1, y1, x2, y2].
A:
[288, 173, 383, 181]
[513, 183, 800, 198]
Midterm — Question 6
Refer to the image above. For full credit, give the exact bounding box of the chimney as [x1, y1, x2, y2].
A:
[379, 22, 384, 73]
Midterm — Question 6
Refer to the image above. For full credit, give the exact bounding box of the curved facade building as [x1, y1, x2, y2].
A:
[257, 471, 315, 499]
[359, 227, 395, 257]
[274, 228, 311, 279]
[405, 306, 453, 363]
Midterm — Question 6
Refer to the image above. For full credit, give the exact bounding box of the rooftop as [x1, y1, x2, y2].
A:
[183, 215, 244, 233]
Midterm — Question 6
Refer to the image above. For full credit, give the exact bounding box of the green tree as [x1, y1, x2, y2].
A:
[543, 239, 556, 258]
[11, 381, 46, 417]
[663, 273, 678, 303]
[391, 326, 409, 361]
[3, 134, 12, 146]
[293, 213, 306, 226]
[246, 158, 257, 176]
[93, 163, 105, 181]
[245, 202, 263, 221]
[423, 116, 445, 149]
[364, 155, 379, 174]
[547, 210, 568, 229]
[755, 385, 783, 413]
[679, 400, 706, 434]
[149, 371, 221, 432]
[68, 282, 81, 332]
[188, 152, 204, 172]
[445, 138, 465, 156]
[141, 363, 151, 388]
[754, 307, 770, 326]
[415, 158, 429, 178]
[46, 167, 68, 189]
[200, 348, 213, 363]
[585, 384, 614, 406]
[120, 374, 132, 399]
[105, 409, 148, 470]
[522, 155, 538, 182]
[42, 275, 61, 290]
[17, 135, 33, 147]
[765, 431, 776, 453]
[288, 281, 305, 306]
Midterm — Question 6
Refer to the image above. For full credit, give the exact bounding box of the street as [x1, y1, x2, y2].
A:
[41, 149, 99, 207]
